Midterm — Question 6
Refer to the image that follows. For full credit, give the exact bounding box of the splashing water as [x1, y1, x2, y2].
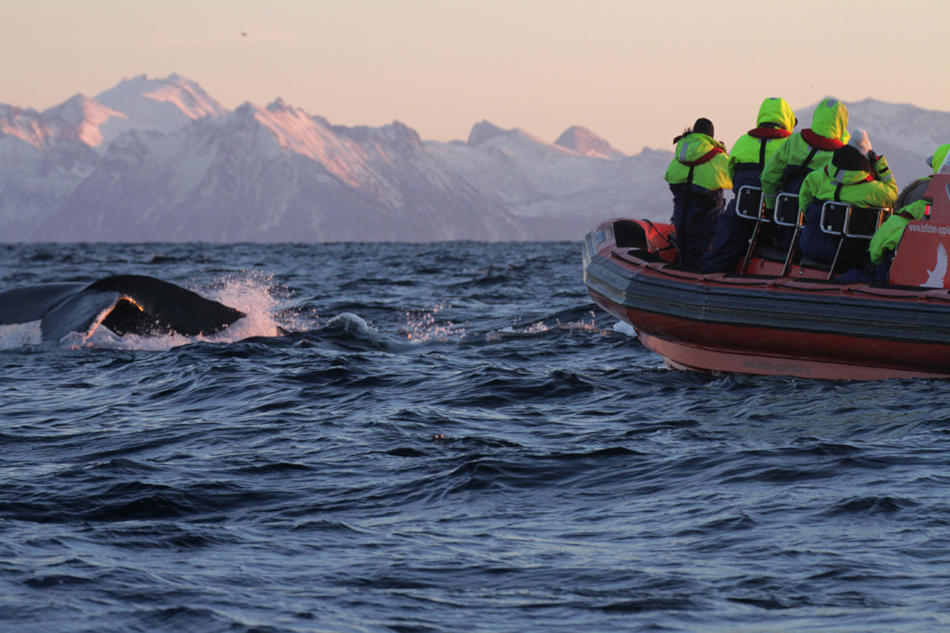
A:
[2, 272, 292, 352]
[84, 273, 288, 350]
[612, 319, 636, 337]
[0, 321, 42, 349]
[487, 311, 605, 341]
[325, 312, 378, 339]
[551, 310, 601, 333]
[209, 272, 286, 340]
[402, 302, 465, 343]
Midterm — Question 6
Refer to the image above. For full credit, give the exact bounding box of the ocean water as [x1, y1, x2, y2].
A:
[2, 241, 950, 633]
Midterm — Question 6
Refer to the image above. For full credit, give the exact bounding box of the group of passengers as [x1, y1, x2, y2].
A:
[663, 96, 949, 283]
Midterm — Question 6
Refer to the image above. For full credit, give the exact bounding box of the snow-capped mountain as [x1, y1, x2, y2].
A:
[0, 95, 122, 151]
[38, 97, 522, 241]
[427, 122, 670, 238]
[93, 73, 227, 145]
[1, 75, 947, 242]
[0, 98, 106, 235]
[41, 95, 124, 148]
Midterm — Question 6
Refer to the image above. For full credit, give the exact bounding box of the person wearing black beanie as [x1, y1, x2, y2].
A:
[664, 118, 732, 269]
[797, 129, 897, 269]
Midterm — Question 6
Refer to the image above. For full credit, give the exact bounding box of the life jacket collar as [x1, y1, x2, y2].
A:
[802, 128, 845, 151]
[748, 126, 793, 140]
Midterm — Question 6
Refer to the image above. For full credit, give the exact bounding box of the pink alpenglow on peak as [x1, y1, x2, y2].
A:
[555, 126, 626, 160]
[96, 73, 227, 120]
[42, 95, 125, 147]
[0, 96, 123, 149]
[1, 74, 948, 243]
[246, 99, 374, 190]
[92, 74, 228, 144]
[0, 104, 50, 149]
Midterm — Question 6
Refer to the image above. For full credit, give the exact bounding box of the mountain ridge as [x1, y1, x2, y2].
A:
[1, 75, 947, 242]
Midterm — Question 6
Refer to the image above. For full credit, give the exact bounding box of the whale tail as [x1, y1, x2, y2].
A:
[1, 275, 246, 342]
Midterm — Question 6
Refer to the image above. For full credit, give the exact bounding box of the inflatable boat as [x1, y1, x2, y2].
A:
[582, 174, 950, 379]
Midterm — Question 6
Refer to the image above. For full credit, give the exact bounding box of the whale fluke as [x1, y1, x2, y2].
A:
[0, 274, 245, 341]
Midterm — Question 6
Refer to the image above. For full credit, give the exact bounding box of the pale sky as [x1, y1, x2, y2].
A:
[2, 0, 947, 154]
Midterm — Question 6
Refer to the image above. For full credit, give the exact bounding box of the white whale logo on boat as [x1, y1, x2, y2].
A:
[925, 243, 948, 288]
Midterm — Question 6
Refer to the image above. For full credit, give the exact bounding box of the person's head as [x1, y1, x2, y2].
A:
[832, 144, 871, 173]
[693, 118, 715, 138]
[927, 143, 950, 175]
[831, 129, 872, 172]
[673, 117, 715, 144]
[811, 98, 850, 143]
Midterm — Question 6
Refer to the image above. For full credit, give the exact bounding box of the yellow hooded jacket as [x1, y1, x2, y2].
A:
[868, 143, 950, 263]
[798, 154, 898, 216]
[664, 132, 732, 192]
[760, 98, 850, 210]
[728, 97, 796, 180]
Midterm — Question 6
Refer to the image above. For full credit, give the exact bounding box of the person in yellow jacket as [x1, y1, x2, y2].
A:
[701, 97, 796, 273]
[798, 129, 897, 269]
[759, 98, 850, 248]
[840, 143, 950, 283]
[663, 117, 732, 269]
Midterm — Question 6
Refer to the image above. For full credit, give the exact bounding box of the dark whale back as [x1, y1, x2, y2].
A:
[0, 275, 246, 341]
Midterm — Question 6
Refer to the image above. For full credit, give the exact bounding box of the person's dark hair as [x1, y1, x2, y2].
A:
[693, 118, 714, 137]
[673, 117, 715, 144]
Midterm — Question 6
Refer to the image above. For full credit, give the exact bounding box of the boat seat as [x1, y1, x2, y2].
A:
[773, 193, 801, 228]
[734, 185, 764, 220]
[818, 201, 891, 240]
[741, 192, 801, 272]
[624, 247, 668, 264]
[758, 244, 790, 262]
[734, 186, 773, 273]
[818, 201, 892, 277]
[767, 193, 804, 274]
[613, 220, 648, 248]
[799, 256, 831, 271]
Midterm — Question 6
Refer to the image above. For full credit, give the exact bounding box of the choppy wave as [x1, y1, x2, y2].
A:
[3, 242, 950, 633]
